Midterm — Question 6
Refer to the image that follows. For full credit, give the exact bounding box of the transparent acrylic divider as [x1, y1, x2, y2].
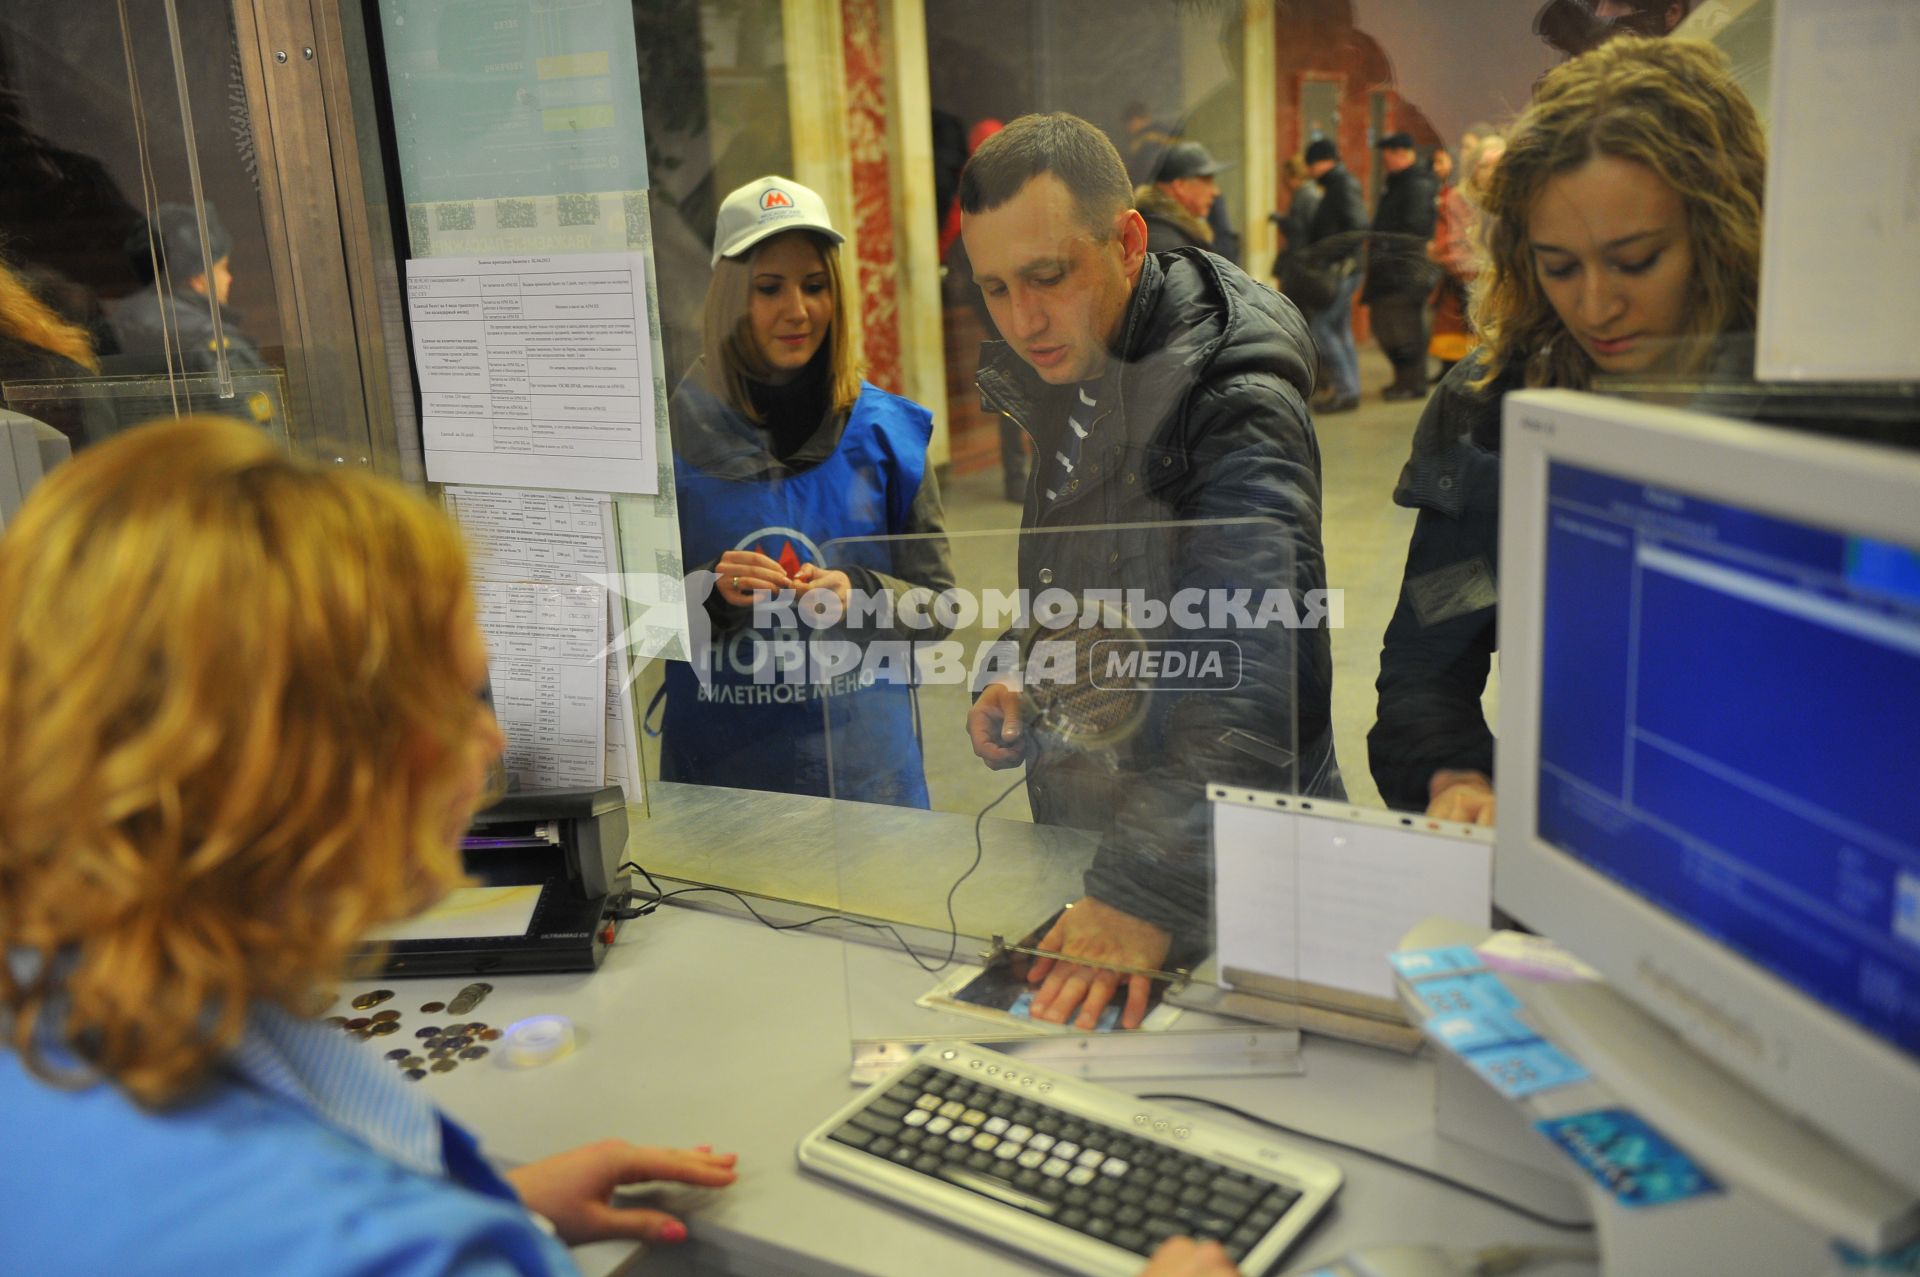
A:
[811, 521, 1324, 1083]
[2, 370, 292, 453]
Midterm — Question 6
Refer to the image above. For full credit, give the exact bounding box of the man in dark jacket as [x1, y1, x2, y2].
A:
[1362, 133, 1439, 400]
[959, 113, 1342, 1032]
[1135, 141, 1224, 254]
[1300, 138, 1369, 413]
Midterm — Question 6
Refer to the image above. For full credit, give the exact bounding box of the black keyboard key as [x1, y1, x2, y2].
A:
[869, 1097, 911, 1120]
[1084, 1217, 1114, 1239]
[869, 1137, 895, 1159]
[851, 1109, 900, 1137]
[1179, 1183, 1209, 1207]
[966, 1151, 997, 1173]
[1114, 1203, 1145, 1227]
[889, 1145, 916, 1166]
[1152, 1175, 1183, 1199]
[1113, 1227, 1150, 1255]
[1117, 1185, 1149, 1207]
[936, 1165, 1059, 1219]
[1143, 1217, 1182, 1245]
[830, 1124, 875, 1150]
[1145, 1193, 1176, 1216]
[941, 1142, 970, 1163]
[913, 1153, 943, 1175]
[1059, 1207, 1088, 1230]
[1204, 1192, 1255, 1224]
[1172, 1203, 1236, 1238]
[1210, 1175, 1264, 1207]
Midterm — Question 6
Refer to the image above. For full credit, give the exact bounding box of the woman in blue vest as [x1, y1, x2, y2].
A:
[0, 417, 738, 1273]
[661, 176, 954, 807]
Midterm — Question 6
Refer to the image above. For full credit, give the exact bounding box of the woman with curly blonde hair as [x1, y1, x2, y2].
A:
[1370, 36, 1765, 825]
[0, 416, 734, 1273]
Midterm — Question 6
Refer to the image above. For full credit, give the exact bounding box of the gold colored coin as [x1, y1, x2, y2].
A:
[460, 1046, 489, 1060]
[419, 1001, 446, 1014]
[430, 1058, 458, 1073]
[479, 1028, 502, 1041]
[346, 1018, 372, 1030]
[369, 1020, 400, 1036]
[371, 1009, 401, 1023]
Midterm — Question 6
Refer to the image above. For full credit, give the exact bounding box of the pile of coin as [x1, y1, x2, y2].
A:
[324, 983, 501, 1081]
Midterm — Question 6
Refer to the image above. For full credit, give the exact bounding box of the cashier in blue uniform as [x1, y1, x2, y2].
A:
[0, 417, 1237, 1277]
[658, 175, 954, 807]
[0, 417, 736, 1274]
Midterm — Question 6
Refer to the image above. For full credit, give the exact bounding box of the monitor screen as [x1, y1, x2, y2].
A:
[1535, 462, 1920, 1061]
[1496, 389, 1920, 1198]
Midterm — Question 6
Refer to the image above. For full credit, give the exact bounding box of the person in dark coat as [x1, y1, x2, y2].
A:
[1298, 139, 1368, 413]
[1369, 37, 1766, 823]
[1362, 133, 1440, 401]
[959, 113, 1341, 1032]
[1134, 141, 1226, 254]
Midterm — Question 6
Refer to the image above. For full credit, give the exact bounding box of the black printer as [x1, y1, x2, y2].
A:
[358, 785, 631, 977]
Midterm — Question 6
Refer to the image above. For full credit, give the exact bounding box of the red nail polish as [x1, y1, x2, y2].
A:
[660, 1222, 688, 1244]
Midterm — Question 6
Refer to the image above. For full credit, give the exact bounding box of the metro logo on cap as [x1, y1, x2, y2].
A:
[760, 188, 795, 211]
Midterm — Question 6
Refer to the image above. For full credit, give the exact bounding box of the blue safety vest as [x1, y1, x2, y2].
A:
[661, 381, 932, 807]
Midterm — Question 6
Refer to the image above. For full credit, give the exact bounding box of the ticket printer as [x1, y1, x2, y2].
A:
[360, 785, 630, 977]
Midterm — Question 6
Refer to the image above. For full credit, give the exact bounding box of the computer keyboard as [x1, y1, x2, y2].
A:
[797, 1042, 1342, 1275]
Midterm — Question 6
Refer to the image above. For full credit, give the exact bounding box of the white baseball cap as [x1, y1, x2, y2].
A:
[711, 175, 844, 267]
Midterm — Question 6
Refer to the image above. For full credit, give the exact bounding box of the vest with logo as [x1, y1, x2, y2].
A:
[661, 380, 932, 807]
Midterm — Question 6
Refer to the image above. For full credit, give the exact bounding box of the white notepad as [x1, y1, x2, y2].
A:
[1209, 788, 1492, 1003]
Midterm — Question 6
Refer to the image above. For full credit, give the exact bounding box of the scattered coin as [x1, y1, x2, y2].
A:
[400, 1056, 425, 1069]
[445, 983, 492, 1015]
[445, 1037, 472, 1051]
[385, 1048, 410, 1062]
[371, 1009, 401, 1023]
[430, 1058, 458, 1073]
[420, 1001, 446, 1014]
[350, 989, 395, 1010]
[369, 1021, 400, 1037]
[415, 1025, 441, 1039]
[478, 1028, 502, 1041]
[346, 1018, 372, 1030]
[429, 1047, 455, 1060]
[459, 1046, 489, 1060]
[404, 1068, 427, 1082]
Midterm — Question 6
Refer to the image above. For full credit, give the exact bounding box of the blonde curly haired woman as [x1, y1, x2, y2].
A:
[1370, 35, 1766, 824]
[0, 417, 734, 1273]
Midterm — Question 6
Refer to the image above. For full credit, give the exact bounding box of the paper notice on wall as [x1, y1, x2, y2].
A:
[409, 252, 657, 493]
[448, 486, 642, 799]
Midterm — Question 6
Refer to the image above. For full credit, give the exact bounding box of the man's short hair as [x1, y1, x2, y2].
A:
[958, 112, 1133, 236]
[1304, 138, 1340, 166]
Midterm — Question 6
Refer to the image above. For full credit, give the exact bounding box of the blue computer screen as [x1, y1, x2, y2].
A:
[1536, 462, 1920, 1059]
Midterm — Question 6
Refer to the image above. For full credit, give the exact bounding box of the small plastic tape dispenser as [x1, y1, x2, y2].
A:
[499, 1014, 576, 1068]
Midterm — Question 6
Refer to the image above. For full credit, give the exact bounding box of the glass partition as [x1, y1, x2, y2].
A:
[0, 2, 306, 451]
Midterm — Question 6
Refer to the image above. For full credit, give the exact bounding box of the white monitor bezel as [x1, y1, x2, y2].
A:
[1496, 388, 1920, 1192]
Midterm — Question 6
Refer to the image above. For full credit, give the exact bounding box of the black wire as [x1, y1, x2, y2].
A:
[1136, 1092, 1597, 1235]
[610, 771, 1028, 976]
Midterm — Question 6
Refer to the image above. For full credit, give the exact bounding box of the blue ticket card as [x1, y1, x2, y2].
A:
[1463, 1039, 1590, 1098]
[1535, 1108, 1720, 1207]
[1424, 1008, 1536, 1054]
[1389, 945, 1485, 980]
[1412, 971, 1521, 1018]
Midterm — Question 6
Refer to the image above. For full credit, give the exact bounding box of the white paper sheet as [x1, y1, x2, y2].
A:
[409, 252, 658, 492]
[364, 885, 542, 943]
[1212, 796, 1492, 1002]
[449, 486, 647, 801]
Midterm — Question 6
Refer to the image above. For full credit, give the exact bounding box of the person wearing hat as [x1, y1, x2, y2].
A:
[106, 200, 274, 425]
[1361, 132, 1440, 401]
[656, 175, 954, 807]
[1297, 138, 1369, 414]
[1134, 140, 1228, 255]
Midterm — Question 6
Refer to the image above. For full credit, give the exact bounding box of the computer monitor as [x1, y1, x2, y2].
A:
[0, 410, 72, 531]
[1494, 390, 1920, 1205]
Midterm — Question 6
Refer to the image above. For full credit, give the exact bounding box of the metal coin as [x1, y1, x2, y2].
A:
[350, 989, 394, 1010]
[346, 1018, 372, 1030]
[425, 1036, 448, 1050]
[429, 1047, 455, 1059]
[369, 1020, 400, 1036]
[385, 1048, 410, 1062]
[370, 1009, 401, 1023]
[445, 1037, 472, 1050]
[400, 1055, 425, 1069]
[419, 1001, 446, 1013]
[459, 1046, 489, 1060]
[479, 1028, 502, 1041]
[430, 1058, 458, 1073]
[415, 1025, 441, 1039]
[446, 997, 477, 1015]
[404, 1068, 427, 1082]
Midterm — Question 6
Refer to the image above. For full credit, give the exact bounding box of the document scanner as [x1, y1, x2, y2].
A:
[358, 785, 631, 977]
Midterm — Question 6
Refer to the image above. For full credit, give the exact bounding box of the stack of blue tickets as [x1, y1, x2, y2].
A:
[1389, 945, 1591, 1099]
